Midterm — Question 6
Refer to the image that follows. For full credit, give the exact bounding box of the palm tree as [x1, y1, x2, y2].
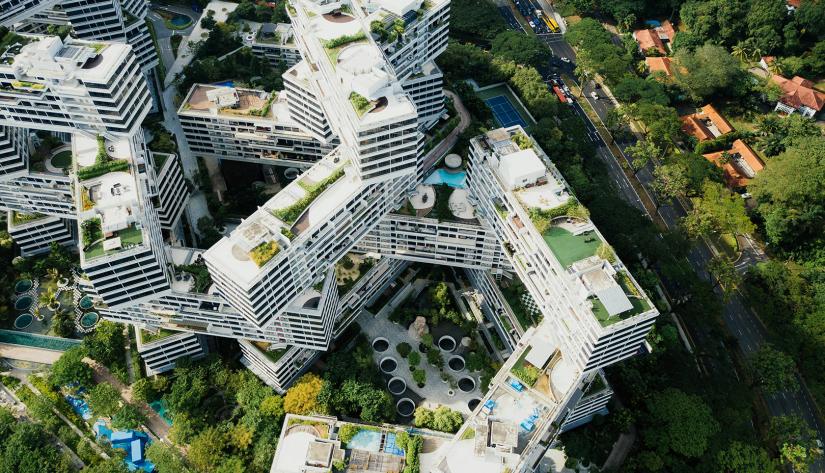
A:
[46, 267, 59, 282]
[767, 59, 784, 76]
[749, 47, 764, 64]
[731, 42, 749, 63]
[39, 287, 57, 310]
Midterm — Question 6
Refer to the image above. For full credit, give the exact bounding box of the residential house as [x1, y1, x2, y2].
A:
[703, 139, 765, 189]
[633, 20, 675, 56]
[770, 74, 825, 118]
[645, 57, 674, 79]
[680, 104, 734, 141]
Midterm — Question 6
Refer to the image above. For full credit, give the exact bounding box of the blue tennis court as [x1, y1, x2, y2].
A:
[485, 95, 528, 128]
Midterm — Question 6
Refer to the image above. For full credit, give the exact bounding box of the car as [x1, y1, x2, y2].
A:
[528, 20, 535, 28]
[741, 192, 752, 199]
[590, 91, 599, 100]
[560, 57, 571, 63]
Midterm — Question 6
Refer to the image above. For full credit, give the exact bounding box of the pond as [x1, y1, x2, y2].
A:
[80, 312, 100, 328]
[14, 295, 33, 311]
[14, 279, 32, 293]
[13, 313, 33, 329]
[79, 295, 94, 310]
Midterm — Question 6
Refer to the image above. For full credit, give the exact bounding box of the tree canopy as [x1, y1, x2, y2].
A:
[642, 388, 720, 459]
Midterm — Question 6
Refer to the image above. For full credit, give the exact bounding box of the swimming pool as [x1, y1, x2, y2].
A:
[150, 400, 173, 425]
[424, 169, 467, 189]
[348, 429, 382, 452]
[79, 296, 94, 310]
[383, 432, 405, 456]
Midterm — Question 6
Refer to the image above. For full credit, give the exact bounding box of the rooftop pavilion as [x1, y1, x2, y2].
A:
[180, 84, 293, 121]
[205, 151, 354, 287]
[1, 35, 127, 84]
[73, 134, 146, 263]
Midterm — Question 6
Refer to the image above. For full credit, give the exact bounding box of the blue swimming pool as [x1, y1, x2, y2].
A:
[213, 80, 235, 88]
[150, 400, 173, 425]
[66, 394, 92, 420]
[384, 432, 405, 456]
[348, 429, 382, 452]
[424, 169, 466, 189]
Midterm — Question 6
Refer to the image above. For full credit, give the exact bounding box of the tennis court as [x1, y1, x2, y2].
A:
[485, 95, 528, 128]
[475, 83, 535, 130]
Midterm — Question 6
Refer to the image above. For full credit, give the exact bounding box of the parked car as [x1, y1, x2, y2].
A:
[560, 56, 571, 63]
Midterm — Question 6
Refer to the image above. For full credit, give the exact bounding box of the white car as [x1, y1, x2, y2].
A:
[560, 57, 571, 63]
[529, 21, 535, 28]
[590, 91, 599, 100]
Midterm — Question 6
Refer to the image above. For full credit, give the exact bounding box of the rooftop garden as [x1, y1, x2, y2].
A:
[349, 92, 372, 117]
[512, 131, 533, 150]
[141, 328, 177, 344]
[322, 31, 367, 64]
[370, 18, 405, 44]
[0, 29, 34, 64]
[176, 261, 212, 293]
[336, 254, 376, 294]
[11, 212, 45, 226]
[511, 346, 541, 386]
[271, 166, 345, 224]
[152, 153, 168, 172]
[526, 198, 589, 234]
[255, 28, 281, 44]
[590, 291, 651, 327]
[83, 223, 144, 260]
[249, 240, 280, 267]
[543, 226, 601, 268]
[76, 135, 129, 181]
[11, 80, 45, 90]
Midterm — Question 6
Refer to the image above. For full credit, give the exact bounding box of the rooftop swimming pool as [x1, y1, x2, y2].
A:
[424, 169, 466, 189]
[348, 429, 382, 452]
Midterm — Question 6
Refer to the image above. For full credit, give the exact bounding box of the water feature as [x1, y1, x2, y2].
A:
[424, 169, 467, 189]
[80, 312, 100, 328]
[149, 400, 173, 425]
[383, 432, 405, 456]
[396, 398, 415, 417]
[380, 357, 397, 374]
[388, 377, 406, 395]
[448, 355, 465, 372]
[79, 296, 94, 310]
[13, 313, 33, 329]
[458, 376, 476, 393]
[14, 295, 32, 311]
[372, 337, 389, 352]
[14, 279, 32, 293]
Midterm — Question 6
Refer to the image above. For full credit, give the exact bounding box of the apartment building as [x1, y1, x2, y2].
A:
[6, 211, 75, 255]
[250, 23, 302, 68]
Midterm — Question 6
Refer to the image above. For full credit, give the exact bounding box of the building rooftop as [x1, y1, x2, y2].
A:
[703, 139, 765, 188]
[633, 29, 666, 55]
[771, 74, 825, 112]
[182, 84, 275, 118]
[680, 104, 735, 141]
[645, 56, 674, 78]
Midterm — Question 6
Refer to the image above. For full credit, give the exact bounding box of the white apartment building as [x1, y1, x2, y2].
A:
[0, 125, 27, 179]
[6, 211, 75, 255]
[250, 23, 302, 68]
[136, 329, 209, 375]
[149, 151, 189, 230]
[178, 84, 336, 167]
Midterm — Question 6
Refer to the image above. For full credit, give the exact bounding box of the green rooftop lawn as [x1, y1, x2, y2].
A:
[543, 226, 601, 268]
[83, 224, 143, 260]
[142, 328, 177, 344]
[50, 150, 72, 169]
[590, 294, 652, 327]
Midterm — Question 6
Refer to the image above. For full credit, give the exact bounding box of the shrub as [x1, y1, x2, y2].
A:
[512, 364, 540, 386]
[249, 240, 280, 267]
[324, 31, 366, 49]
[427, 349, 444, 369]
[396, 342, 412, 358]
[338, 424, 360, 445]
[402, 434, 422, 473]
[271, 167, 345, 224]
[76, 159, 129, 181]
[349, 92, 371, 116]
[81, 217, 102, 248]
[413, 369, 426, 386]
[408, 351, 421, 367]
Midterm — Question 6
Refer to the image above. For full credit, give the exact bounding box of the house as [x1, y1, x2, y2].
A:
[633, 20, 676, 56]
[645, 57, 674, 79]
[786, 0, 801, 12]
[770, 74, 825, 118]
[759, 56, 776, 71]
[703, 139, 765, 188]
[680, 104, 734, 141]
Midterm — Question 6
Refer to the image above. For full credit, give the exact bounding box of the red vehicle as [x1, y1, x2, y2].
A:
[552, 85, 567, 103]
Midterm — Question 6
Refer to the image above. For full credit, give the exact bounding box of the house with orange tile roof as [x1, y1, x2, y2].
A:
[771, 74, 825, 118]
[633, 20, 676, 56]
[645, 57, 674, 78]
[680, 104, 734, 141]
[703, 139, 765, 188]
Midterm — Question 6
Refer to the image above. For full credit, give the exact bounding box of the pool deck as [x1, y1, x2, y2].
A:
[0, 343, 63, 364]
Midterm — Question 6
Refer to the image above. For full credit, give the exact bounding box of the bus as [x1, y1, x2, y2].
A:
[552, 85, 567, 104]
[548, 17, 560, 32]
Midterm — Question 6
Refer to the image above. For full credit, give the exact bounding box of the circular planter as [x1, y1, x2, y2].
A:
[438, 335, 456, 353]
[284, 168, 300, 180]
[14, 295, 33, 311]
[48, 301, 61, 311]
[447, 389, 455, 397]
[418, 343, 428, 353]
[372, 337, 389, 353]
[388, 376, 407, 395]
[13, 313, 33, 329]
[14, 279, 32, 294]
[379, 356, 398, 374]
[57, 278, 70, 288]
[468, 398, 481, 411]
[448, 355, 465, 372]
[396, 398, 415, 417]
[458, 376, 476, 393]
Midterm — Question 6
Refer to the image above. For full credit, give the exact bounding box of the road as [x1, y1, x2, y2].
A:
[517, 4, 825, 470]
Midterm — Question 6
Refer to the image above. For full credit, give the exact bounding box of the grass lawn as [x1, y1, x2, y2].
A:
[50, 151, 72, 169]
[543, 226, 601, 268]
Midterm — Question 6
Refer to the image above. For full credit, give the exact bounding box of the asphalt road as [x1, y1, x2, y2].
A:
[504, 4, 825, 469]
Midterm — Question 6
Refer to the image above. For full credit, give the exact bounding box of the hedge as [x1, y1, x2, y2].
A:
[76, 159, 129, 181]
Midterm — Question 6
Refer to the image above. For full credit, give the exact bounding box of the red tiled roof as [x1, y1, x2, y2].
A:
[787, 0, 801, 8]
[771, 74, 825, 112]
[633, 29, 666, 55]
[679, 104, 734, 141]
[659, 20, 676, 40]
[703, 139, 765, 188]
[645, 57, 673, 77]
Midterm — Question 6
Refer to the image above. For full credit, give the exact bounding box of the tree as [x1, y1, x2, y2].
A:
[188, 427, 226, 473]
[427, 348, 444, 369]
[750, 344, 799, 394]
[612, 77, 669, 106]
[717, 441, 779, 473]
[491, 31, 551, 70]
[731, 42, 750, 63]
[111, 403, 145, 430]
[431, 406, 464, 433]
[750, 137, 825, 249]
[146, 442, 193, 473]
[653, 162, 690, 200]
[673, 44, 745, 101]
[414, 407, 434, 428]
[49, 346, 93, 387]
[622, 103, 681, 150]
[408, 351, 421, 368]
[0, 422, 73, 473]
[52, 310, 75, 338]
[130, 378, 156, 403]
[396, 342, 412, 358]
[413, 369, 426, 386]
[707, 256, 739, 293]
[87, 383, 122, 418]
[682, 181, 755, 240]
[83, 321, 125, 367]
[448, 0, 506, 44]
[643, 388, 720, 458]
[260, 395, 284, 420]
[283, 373, 324, 415]
[625, 140, 660, 175]
[84, 458, 131, 473]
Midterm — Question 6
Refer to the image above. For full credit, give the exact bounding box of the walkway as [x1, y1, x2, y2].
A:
[419, 90, 472, 175]
[0, 344, 64, 364]
[85, 359, 171, 441]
